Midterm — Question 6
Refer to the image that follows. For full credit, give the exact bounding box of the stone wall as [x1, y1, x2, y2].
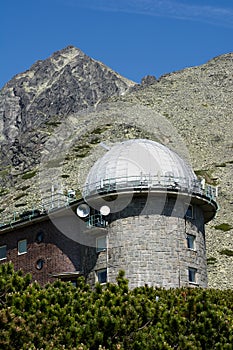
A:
[89, 194, 207, 289]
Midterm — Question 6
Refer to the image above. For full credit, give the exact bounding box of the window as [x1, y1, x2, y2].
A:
[0, 245, 7, 260]
[96, 269, 107, 284]
[36, 259, 44, 270]
[71, 280, 77, 287]
[188, 268, 197, 283]
[36, 230, 44, 243]
[187, 235, 196, 250]
[96, 236, 106, 253]
[185, 205, 193, 219]
[18, 239, 27, 255]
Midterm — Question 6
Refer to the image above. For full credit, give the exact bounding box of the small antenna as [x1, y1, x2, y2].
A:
[100, 142, 110, 151]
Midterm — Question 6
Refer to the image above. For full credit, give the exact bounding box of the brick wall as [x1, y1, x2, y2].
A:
[0, 213, 97, 285]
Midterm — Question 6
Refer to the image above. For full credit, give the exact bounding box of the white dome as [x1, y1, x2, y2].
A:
[83, 139, 197, 197]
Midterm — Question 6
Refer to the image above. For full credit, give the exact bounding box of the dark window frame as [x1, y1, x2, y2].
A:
[18, 239, 27, 255]
[96, 236, 107, 253]
[185, 204, 193, 219]
[36, 259, 44, 270]
[188, 267, 197, 284]
[0, 245, 7, 260]
[96, 268, 107, 284]
[36, 230, 44, 243]
[187, 234, 196, 250]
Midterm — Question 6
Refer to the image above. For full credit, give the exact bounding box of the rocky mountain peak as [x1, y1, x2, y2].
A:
[28, 45, 86, 76]
[0, 46, 135, 144]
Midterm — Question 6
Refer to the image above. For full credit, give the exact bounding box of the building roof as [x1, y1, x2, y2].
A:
[83, 139, 197, 197]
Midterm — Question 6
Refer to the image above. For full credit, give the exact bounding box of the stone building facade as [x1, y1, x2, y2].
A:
[100, 197, 207, 289]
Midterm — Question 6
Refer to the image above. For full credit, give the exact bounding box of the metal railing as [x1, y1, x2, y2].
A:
[0, 175, 218, 230]
[87, 214, 107, 228]
[0, 193, 77, 229]
[82, 174, 218, 202]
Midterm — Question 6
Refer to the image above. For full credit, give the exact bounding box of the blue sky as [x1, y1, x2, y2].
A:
[1, 0, 233, 88]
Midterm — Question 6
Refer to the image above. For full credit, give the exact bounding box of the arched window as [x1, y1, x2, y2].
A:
[36, 259, 44, 270]
[36, 231, 44, 243]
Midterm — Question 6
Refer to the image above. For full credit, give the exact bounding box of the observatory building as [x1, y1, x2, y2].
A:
[81, 139, 218, 288]
[0, 139, 218, 288]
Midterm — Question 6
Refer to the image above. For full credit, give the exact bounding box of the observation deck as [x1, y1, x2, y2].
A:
[83, 174, 218, 223]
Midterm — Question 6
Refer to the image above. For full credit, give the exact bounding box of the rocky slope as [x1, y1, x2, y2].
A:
[112, 54, 233, 289]
[0, 47, 232, 289]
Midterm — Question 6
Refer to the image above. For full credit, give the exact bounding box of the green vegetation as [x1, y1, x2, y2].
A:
[207, 257, 217, 265]
[43, 118, 62, 133]
[163, 112, 169, 118]
[76, 152, 89, 158]
[0, 264, 232, 350]
[214, 223, 233, 232]
[64, 123, 155, 163]
[21, 170, 37, 180]
[0, 166, 11, 179]
[215, 163, 227, 168]
[14, 203, 27, 208]
[45, 121, 61, 127]
[13, 193, 27, 201]
[91, 124, 112, 135]
[0, 208, 5, 213]
[219, 249, 233, 257]
[213, 160, 233, 167]
[0, 188, 9, 197]
[90, 136, 101, 145]
[75, 189, 82, 199]
[75, 144, 91, 150]
[0, 169, 10, 177]
[194, 169, 217, 185]
[61, 174, 70, 178]
[20, 185, 31, 191]
[73, 144, 92, 158]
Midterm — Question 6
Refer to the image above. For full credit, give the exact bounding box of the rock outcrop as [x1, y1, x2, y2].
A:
[0, 45, 135, 172]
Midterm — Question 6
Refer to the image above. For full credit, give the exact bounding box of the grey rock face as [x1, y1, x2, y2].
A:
[141, 75, 157, 85]
[0, 46, 135, 170]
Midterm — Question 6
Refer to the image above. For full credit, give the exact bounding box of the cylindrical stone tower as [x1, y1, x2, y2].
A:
[83, 139, 218, 289]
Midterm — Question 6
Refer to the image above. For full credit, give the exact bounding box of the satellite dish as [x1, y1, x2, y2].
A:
[76, 204, 90, 218]
[100, 205, 110, 216]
